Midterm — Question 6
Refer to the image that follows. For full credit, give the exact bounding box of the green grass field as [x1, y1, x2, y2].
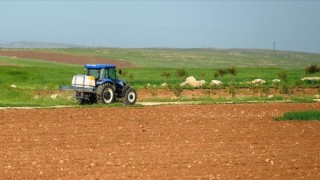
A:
[0, 48, 319, 106]
[40, 48, 320, 69]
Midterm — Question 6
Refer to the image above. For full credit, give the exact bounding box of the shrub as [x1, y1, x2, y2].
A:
[215, 66, 237, 81]
[278, 70, 291, 94]
[176, 68, 188, 82]
[214, 72, 219, 78]
[169, 84, 184, 98]
[160, 71, 171, 83]
[227, 66, 237, 76]
[305, 64, 320, 75]
[228, 83, 237, 98]
[217, 68, 228, 78]
[262, 86, 270, 96]
[278, 70, 288, 82]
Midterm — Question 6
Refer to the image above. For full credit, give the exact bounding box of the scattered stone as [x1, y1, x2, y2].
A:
[210, 80, 222, 86]
[272, 79, 281, 83]
[180, 76, 206, 87]
[301, 77, 320, 81]
[268, 95, 274, 98]
[160, 83, 168, 87]
[247, 79, 266, 84]
[50, 94, 59, 99]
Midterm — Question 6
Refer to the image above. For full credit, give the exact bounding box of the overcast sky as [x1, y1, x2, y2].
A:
[1, 0, 320, 53]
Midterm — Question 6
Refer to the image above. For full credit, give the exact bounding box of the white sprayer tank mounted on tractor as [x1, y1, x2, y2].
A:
[60, 64, 137, 105]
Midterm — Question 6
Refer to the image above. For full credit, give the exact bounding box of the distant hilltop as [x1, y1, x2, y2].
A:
[0, 40, 86, 49]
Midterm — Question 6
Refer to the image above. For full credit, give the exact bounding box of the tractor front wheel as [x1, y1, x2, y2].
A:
[96, 83, 115, 104]
[124, 87, 137, 105]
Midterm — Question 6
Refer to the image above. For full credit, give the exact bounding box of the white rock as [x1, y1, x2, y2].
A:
[210, 80, 222, 86]
[10, 84, 17, 88]
[50, 94, 59, 99]
[160, 83, 168, 87]
[268, 95, 274, 98]
[185, 76, 197, 84]
[247, 79, 266, 84]
[301, 77, 320, 81]
[272, 79, 281, 83]
[181, 76, 206, 87]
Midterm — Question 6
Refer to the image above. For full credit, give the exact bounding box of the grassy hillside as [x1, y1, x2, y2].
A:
[39, 48, 320, 69]
[0, 55, 314, 88]
[0, 48, 319, 106]
[0, 56, 82, 106]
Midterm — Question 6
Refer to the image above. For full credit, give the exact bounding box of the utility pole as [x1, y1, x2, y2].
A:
[273, 41, 276, 53]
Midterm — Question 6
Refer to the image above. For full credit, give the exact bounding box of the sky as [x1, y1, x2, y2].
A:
[1, 0, 320, 53]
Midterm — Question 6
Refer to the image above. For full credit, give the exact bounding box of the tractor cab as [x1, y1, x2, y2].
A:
[85, 64, 116, 81]
[85, 64, 125, 90]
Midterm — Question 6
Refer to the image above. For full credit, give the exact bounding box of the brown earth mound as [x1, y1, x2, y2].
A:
[0, 50, 137, 68]
[1, 103, 320, 179]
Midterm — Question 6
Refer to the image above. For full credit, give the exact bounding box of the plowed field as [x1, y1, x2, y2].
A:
[0, 50, 136, 68]
[1, 103, 320, 179]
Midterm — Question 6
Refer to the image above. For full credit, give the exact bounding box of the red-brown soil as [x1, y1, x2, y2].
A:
[137, 88, 319, 101]
[0, 50, 137, 68]
[1, 103, 320, 179]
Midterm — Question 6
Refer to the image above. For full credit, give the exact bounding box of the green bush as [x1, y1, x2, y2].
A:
[169, 84, 184, 98]
[305, 64, 320, 74]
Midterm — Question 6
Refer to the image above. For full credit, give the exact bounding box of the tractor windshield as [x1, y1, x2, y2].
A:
[86, 68, 116, 80]
[87, 69, 100, 79]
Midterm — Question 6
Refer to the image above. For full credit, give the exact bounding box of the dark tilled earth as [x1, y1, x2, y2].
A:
[0, 50, 137, 68]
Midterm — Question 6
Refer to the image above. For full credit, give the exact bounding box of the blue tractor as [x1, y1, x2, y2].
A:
[61, 64, 137, 105]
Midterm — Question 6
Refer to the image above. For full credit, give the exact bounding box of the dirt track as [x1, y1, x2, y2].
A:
[1, 103, 320, 179]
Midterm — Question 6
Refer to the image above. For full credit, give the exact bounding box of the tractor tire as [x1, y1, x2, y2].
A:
[96, 83, 115, 104]
[75, 92, 85, 105]
[124, 87, 137, 105]
[77, 98, 85, 105]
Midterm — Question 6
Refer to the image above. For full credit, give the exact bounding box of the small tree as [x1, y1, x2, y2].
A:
[176, 68, 188, 82]
[278, 70, 288, 82]
[228, 66, 237, 83]
[305, 64, 320, 75]
[216, 67, 237, 80]
[217, 68, 228, 79]
[214, 72, 219, 79]
[227, 66, 237, 76]
[278, 70, 290, 94]
[160, 71, 171, 83]
[169, 84, 183, 98]
[228, 83, 237, 98]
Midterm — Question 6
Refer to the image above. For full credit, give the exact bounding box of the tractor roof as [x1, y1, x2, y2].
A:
[85, 64, 116, 69]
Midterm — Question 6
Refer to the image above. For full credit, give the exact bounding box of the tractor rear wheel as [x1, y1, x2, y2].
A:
[96, 83, 115, 104]
[77, 98, 85, 105]
[124, 87, 137, 105]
